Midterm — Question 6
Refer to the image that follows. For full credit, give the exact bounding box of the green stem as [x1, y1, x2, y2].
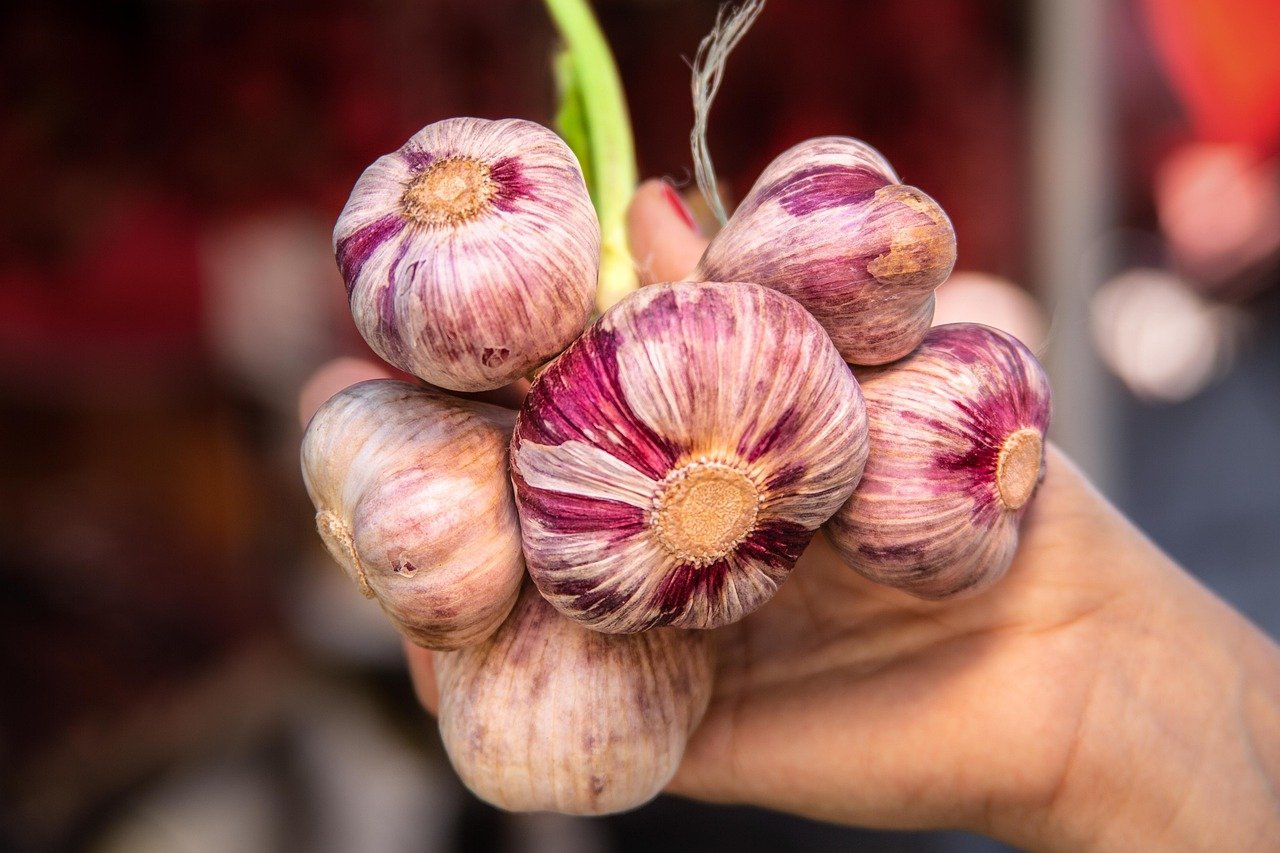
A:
[544, 0, 638, 313]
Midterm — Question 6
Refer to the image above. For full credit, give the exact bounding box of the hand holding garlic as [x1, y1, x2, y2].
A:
[304, 177, 1280, 847]
[307, 114, 1043, 816]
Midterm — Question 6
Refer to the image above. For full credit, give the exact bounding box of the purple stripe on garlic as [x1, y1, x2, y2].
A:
[333, 117, 599, 392]
[511, 281, 870, 633]
[300, 379, 525, 649]
[759, 164, 888, 216]
[826, 323, 1052, 599]
[694, 136, 956, 366]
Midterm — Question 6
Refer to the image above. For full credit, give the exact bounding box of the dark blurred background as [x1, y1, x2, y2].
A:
[2, 0, 1278, 851]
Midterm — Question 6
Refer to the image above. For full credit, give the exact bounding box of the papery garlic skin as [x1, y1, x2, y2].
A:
[694, 136, 957, 366]
[435, 583, 713, 815]
[334, 118, 599, 392]
[511, 281, 870, 633]
[301, 380, 523, 649]
[826, 324, 1051, 599]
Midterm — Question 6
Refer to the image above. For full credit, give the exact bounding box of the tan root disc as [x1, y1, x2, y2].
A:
[315, 509, 373, 598]
[401, 156, 495, 227]
[996, 428, 1043, 510]
[651, 462, 760, 565]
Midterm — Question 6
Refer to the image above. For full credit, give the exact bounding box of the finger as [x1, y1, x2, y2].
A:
[627, 179, 711, 284]
[403, 639, 440, 716]
[297, 356, 393, 428]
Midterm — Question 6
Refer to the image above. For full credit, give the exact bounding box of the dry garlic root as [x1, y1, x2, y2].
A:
[301, 380, 524, 649]
[510, 281, 870, 633]
[694, 136, 957, 366]
[436, 583, 713, 815]
[333, 117, 599, 392]
[826, 324, 1052, 598]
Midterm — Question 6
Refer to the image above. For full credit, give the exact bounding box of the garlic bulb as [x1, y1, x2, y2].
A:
[510, 281, 870, 633]
[826, 324, 1051, 598]
[301, 380, 523, 649]
[694, 136, 956, 365]
[334, 117, 599, 392]
[435, 583, 713, 815]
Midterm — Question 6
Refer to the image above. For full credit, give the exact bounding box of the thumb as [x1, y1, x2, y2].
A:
[627, 180, 712, 285]
[297, 356, 393, 428]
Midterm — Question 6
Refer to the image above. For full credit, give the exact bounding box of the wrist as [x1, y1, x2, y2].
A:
[1017, 562, 1280, 850]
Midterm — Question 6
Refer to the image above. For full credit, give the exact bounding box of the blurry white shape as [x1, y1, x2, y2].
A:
[512, 812, 611, 853]
[93, 760, 280, 853]
[1155, 143, 1280, 289]
[202, 213, 344, 407]
[1090, 268, 1236, 402]
[294, 690, 459, 853]
[932, 271, 1048, 351]
[288, 552, 405, 667]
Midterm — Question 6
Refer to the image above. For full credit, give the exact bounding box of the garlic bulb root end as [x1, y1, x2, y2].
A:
[651, 461, 761, 565]
[315, 509, 373, 598]
[996, 428, 1044, 511]
[401, 156, 497, 227]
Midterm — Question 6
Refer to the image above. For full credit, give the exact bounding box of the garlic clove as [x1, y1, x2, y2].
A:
[334, 117, 599, 392]
[825, 323, 1052, 598]
[301, 379, 524, 649]
[694, 136, 956, 366]
[511, 281, 870, 633]
[435, 583, 713, 815]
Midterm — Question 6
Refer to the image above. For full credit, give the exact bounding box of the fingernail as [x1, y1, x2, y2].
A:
[662, 184, 700, 234]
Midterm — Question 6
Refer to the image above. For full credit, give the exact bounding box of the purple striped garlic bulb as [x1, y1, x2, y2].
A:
[334, 117, 599, 392]
[301, 380, 524, 649]
[436, 583, 713, 815]
[694, 136, 957, 366]
[826, 324, 1051, 599]
[510, 281, 870, 633]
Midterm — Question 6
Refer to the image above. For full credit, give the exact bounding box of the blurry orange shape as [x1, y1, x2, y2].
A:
[1140, 0, 1280, 152]
[1155, 142, 1280, 286]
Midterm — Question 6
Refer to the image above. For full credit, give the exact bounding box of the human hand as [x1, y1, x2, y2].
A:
[302, 180, 1280, 851]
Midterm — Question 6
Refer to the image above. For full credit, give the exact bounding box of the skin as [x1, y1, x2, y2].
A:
[303, 180, 1280, 851]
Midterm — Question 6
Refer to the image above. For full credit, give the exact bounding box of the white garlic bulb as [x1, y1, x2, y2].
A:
[301, 379, 524, 649]
[334, 117, 599, 391]
[435, 583, 713, 815]
[695, 136, 956, 365]
[826, 324, 1052, 598]
[510, 281, 870, 633]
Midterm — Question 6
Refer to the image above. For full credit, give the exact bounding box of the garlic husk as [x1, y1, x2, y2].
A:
[301, 379, 523, 649]
[511, 281, 870, 633]
[694, 136, 956, 365]
[435, 583, 713, 815]
[333, 117, 599, 392]
[826, 323, 1051, 598]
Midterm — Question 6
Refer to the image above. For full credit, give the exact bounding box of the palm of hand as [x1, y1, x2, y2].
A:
[672, 447, 1125, 838]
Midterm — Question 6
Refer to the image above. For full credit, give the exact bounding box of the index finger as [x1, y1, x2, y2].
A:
[627, 179, 712, 284]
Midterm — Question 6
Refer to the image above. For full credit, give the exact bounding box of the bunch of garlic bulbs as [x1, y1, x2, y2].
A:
[302, 117, 1050, 815]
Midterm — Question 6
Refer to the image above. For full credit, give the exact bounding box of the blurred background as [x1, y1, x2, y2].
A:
[2, 0, 1278, 850]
